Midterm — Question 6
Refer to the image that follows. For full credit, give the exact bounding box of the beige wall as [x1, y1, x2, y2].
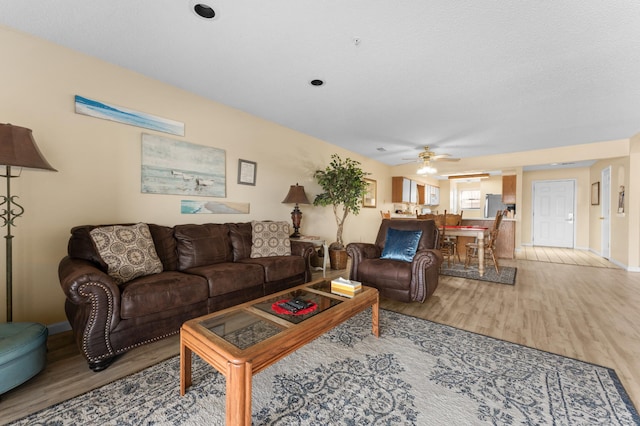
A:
[3, 24, 639, 325]
[0, 26, 392, 324]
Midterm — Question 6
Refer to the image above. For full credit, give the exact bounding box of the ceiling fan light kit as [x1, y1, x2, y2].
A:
[405, 146, 459, 175]
[417, 162, 437, 175]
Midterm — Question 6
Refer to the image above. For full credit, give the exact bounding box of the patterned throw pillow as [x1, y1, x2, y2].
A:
[250, 221, 291, 258]
[89, 223, 163, 284]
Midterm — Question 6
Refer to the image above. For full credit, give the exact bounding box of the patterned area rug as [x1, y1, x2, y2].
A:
[11, 310, 638, 425]
[440, 263, 517, 285]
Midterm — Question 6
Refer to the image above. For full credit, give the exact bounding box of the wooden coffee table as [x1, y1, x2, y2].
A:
[180, 279, 379, 425]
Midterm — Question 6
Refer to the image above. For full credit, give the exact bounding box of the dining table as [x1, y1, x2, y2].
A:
[440, 225, 490, 276]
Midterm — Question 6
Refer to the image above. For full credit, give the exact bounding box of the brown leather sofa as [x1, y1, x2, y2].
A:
[58, 222, 315, 371]
[346, 219, 443, 302]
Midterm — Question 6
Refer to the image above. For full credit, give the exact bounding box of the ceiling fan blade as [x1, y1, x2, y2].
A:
[433, 157, 460, 162]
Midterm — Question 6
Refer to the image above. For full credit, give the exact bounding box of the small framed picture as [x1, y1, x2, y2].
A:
[362, 178, 377, 208]
[591, 182, 600, 205]
[238, 159, 257, 186]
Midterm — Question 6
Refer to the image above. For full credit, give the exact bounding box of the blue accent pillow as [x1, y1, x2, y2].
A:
[380, 228, 423, 262]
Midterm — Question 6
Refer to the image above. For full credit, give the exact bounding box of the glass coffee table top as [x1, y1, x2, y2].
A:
[198, 283, 343, 349]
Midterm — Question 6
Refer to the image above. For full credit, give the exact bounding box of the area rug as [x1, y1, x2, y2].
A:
[11, 310, 638, 425]
[440, 263, 517, 285]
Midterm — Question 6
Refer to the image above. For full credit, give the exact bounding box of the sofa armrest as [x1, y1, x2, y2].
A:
[410, 249, 443, 302]
[290, 240, 315, 281]
[58, 256, 122, 363]
[346, 243, 381, 282]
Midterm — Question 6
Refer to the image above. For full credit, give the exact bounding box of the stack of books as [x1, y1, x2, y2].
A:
[330, 277, 362, 298]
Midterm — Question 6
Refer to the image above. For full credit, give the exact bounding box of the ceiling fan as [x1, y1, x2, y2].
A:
[402, 146, 460, 174]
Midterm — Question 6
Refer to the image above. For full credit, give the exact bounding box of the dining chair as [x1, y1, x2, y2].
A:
[464, 210, 504, 273]
[380, 210, 391, 219]
[439, 210, 459, 267]
[443, 210, 462, 263]
[416, 213, 436, 220]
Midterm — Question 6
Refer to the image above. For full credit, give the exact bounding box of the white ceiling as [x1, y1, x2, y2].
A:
[1, 1, 639, 167]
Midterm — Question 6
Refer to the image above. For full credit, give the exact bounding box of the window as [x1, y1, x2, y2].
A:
[460, 189, 481, 209]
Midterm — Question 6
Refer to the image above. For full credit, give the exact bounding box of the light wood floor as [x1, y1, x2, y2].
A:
[2, 252, 638, 424]
[516, 246, 620, 268]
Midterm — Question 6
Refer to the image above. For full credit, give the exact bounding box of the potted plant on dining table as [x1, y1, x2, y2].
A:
[313, 154, 369, 270]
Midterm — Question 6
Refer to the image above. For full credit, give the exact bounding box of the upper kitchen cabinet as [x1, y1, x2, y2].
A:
[428, 185, 440, 206]
[410, 180, 418, 203]
[502, 175, 516, 204]
[392, 176, 412, 203]
[417, 184, 425, 205]
[392, 177, 439, 205]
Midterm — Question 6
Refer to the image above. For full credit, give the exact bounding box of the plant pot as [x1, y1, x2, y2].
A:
[329, 248, 348, 270]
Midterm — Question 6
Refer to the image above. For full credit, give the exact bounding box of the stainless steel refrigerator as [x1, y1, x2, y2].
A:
[484, 194, 507, 218]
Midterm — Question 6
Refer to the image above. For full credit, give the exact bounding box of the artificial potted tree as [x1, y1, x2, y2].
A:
[313, 154, 369, 270]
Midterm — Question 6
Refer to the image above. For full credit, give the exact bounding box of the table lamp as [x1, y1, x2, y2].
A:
[282, 183, 310, 238]
[0, 124, 57, 322]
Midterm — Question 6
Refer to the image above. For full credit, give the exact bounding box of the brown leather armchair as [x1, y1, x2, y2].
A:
[346, 219, 443, 302]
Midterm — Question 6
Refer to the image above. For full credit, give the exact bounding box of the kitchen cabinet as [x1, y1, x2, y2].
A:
[417, 184, 425, 205]
[392, 177, 412, 203]
[392, 177, 439, 205]
[502, 175, 516, 204]
[410, 180, 418, 203]
[428, 185, 440, 206]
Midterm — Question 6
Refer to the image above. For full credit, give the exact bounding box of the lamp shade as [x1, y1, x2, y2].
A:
[282, 183, 310, 205]
[0, 124, 57, 171]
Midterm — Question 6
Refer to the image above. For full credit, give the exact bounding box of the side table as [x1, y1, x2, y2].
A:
[297, 235, 328, 277]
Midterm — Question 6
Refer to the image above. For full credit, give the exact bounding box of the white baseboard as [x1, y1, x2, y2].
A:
[588, 248, 637, 271]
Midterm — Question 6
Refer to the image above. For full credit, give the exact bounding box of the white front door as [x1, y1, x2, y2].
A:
[532, 180, 575, 248]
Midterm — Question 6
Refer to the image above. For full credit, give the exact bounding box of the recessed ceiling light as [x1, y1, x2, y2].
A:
[193, 3, 215, 19]
[310, 79, 324, 86]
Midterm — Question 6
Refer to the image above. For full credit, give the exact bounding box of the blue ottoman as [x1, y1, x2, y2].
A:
[0, 322, 48, 394]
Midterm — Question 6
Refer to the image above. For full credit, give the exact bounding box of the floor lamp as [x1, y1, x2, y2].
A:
[0, 124, 57, 322]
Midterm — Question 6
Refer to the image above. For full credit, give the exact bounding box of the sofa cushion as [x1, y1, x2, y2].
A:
[174, 223, 233, 270]
[183, 262, 265, 297]
[89, 223, 163, 284]
[227, 222, 253, 261]
[148, 224, 178, 271]
[239, 255, 306, 283]
[380, 228, 423, 262]
[250, 221, 291, 258]
[119, 271, 209, 319]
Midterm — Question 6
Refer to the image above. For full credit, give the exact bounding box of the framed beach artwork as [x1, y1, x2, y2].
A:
[141, 133, 226, 197]
[75, 95, 185, 136]
[181, 200, 250, 214]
